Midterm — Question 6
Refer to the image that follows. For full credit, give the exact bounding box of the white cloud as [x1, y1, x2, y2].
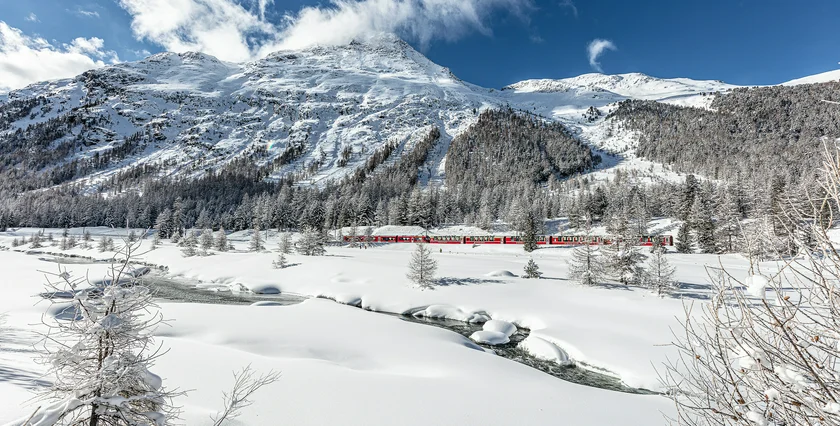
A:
[25, 13, 39, 22]
[116, 0, 532, 61]
[77, 9, 101, 18]
[0, 22, 119, 92]
[558, 0, 577, 18]
[587, 38, 616, 73]
[275, 0, 532, 51]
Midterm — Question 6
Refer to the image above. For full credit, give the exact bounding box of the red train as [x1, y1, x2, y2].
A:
[342, 235, 673, 246]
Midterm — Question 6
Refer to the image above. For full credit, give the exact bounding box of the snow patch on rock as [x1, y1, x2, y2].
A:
[518, 335, 572, 366]
[469, 330, 510, 346]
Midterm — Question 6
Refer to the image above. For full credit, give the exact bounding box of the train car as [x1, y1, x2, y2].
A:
[504, 236, 550, 245]
[429, 236, 465, 244]
[464, 235, 503, 244]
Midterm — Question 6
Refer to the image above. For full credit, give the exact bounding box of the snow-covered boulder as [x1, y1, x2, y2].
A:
[469, 330, 510, 346]
[250, 284, 281, 295]
[482, 320, 517, 337]
[518, 336, 572, 365]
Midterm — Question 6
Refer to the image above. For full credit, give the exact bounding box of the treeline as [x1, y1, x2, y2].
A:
[610, 82, 840, 182]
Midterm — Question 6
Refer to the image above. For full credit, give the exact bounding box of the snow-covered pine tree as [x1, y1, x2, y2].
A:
[643, 246, 677, 296]
[249, 226, 265, 252]
[272, 252, 287, 269]
[675, 222, 693, 253]
[347, 223, 359, 248]
[200, 228, 214, 255]
[151, 231, 160, 249]
[364, 226, 374, 247]
[603, 220, 645, 285]
[690, 184, 717, 253]
[523, 258, 542, 279]
[215, 228, 229, 252]
[181, 232, 197, 257]
[521, 210, 539, 253]
[30, 233, 43, 249]
[34, 240, 177, 425]
[296, 227, 326, 256]
[154, 208, 172, 239]
[97, 236, 111, 253]
[407, 243, 437, 289]
[278, 232, 292, 254]
[568, 240, 604, 286]
[170, 229, 181, 244]
[716, 184, 742, 253]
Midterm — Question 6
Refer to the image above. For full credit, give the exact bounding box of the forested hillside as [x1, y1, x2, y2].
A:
[610, 82, 840, 182]
[445, 108, 599, 187]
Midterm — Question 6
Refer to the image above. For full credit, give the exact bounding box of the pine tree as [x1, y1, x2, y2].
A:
[272, 252, 288, 269]
[643, 247, 677, 296]
[200, 228, 214, 255]
[690, 185, 717, 253]
[603, 222, 645, 285]
[181, 232, 197, 257]
[716, 184, 741, 253]
[278, 232, 293, 254]
[522, 211, 538, 253]
[523, 259, 542, 279]
[155, 208, 173, 239]
[151, 232, 161, 249]
[249, 226, 265, 252]
[30, 233, 43, 249]
[347, 223, 359, 248]
[676, 222, 693, 253]
[97, 236, 111, 253]
[568, 241, 604, 286]
[215, 228, 229, 252]
[127, 229, 137, 243]
[407, 243, 437, 289]
[170, 229, 181, 244]
[297, 227, 326, 256]
[364, 226, 375, 247]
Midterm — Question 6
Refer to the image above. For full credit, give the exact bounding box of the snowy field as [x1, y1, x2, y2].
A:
[0, 227, 766, 425]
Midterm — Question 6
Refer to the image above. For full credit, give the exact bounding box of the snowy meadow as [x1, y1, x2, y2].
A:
[0, 225, 766, 425]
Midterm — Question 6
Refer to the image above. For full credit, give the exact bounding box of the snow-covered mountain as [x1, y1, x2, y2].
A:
[503, 72, 735, 100]
[0, 34, 777, 191]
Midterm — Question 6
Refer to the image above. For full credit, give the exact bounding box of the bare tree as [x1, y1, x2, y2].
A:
[211, 365, 280, 426]
[662, 145, 840, 425]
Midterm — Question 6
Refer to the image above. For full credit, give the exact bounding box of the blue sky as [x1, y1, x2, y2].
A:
[1, 0, 838, 91]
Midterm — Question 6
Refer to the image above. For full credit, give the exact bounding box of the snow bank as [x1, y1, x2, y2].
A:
[469, 330, 510, 345]
[412, 305, 490, 324]
[482, 319, 517, 337]
[519, 335, 572, 366]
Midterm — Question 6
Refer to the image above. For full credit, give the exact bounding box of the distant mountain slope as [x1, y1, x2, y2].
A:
[782, 69, 840, 86]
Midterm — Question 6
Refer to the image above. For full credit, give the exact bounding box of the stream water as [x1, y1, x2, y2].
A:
[33, 253, 655, 395]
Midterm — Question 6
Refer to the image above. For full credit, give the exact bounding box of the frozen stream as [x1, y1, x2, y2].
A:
[34, 253, 655, 395]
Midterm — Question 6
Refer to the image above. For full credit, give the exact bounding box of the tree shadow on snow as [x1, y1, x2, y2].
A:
[436, 277, 503, 287]
[668, 282, 713, 300]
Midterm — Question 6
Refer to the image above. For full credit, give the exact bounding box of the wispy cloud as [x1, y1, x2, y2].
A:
[558, 0, 577, 18]
[24, 13, 39, 22]
[0, 22, 119, 92]
[587, 38, 616, 72]
[77, 9, 101, 18]
[116, 0, 533, 62]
